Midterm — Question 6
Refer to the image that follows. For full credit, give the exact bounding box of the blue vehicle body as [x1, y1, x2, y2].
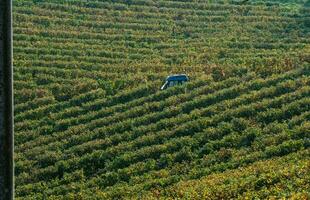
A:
[161, 74, 189, 90]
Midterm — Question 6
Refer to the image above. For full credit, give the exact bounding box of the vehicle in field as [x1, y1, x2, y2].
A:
[161, 74, 189, 90]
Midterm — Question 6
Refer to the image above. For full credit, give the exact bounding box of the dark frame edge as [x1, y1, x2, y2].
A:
[1, 0, 14, 199]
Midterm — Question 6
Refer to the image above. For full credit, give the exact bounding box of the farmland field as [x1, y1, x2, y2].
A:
[13, 0, 310, 199]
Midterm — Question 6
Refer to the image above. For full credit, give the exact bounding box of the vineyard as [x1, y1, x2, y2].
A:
[13, 0, 310, 199]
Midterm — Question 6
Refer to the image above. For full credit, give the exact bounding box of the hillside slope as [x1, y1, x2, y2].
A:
[13, 0, 310, 199]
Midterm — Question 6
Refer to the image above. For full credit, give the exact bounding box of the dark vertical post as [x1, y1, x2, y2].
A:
[0, 0, 13, 199]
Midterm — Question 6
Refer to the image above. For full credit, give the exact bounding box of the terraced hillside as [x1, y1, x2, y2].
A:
[13, 0, 310, 199]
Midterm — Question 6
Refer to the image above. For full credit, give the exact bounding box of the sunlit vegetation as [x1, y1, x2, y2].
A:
[13, 0, 310, 199]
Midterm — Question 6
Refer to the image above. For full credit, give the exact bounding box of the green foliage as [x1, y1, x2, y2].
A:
[13, 0, 310, 199]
